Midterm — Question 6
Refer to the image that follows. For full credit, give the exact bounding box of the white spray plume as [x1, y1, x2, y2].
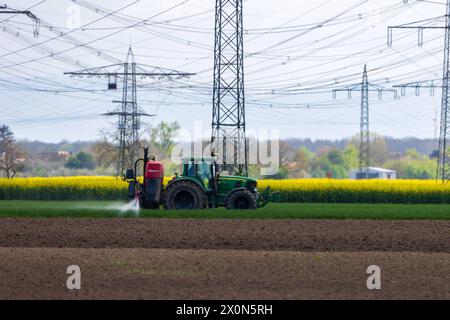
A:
[119, 198, 140, 215]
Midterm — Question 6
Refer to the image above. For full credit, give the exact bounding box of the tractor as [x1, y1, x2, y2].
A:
[124, 147, 275, 210]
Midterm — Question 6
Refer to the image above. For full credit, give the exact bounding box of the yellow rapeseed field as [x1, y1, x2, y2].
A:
[0, 176, 128, 201]
[258, 179, 450, 203]
[1, 177, 450, 203]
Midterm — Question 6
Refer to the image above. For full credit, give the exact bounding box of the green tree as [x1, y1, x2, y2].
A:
[65, 151, 96, 170]
[384, 156, 436, 179]
[348, 133, 390, 167]
[343, 144, 359, 170]
[150, 121, 181, 156]
[405, 148, 421, 160]
[311, 153, 349, 179]
[327, 149, 344, 165]
[370, 134, 390, 166]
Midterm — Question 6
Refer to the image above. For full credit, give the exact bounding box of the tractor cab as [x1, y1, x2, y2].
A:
[179, 157, 218, 193]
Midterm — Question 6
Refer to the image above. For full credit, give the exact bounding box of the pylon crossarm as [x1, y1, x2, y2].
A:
[0, 5, 40, 37]
[393, 79, 442, 88]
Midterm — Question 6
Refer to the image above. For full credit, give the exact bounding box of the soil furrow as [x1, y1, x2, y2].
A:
[0, 218, 449, 252]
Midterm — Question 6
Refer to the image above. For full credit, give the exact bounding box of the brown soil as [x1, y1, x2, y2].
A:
[0, 218, 449, 299]
[1, 248, 449, 300]
[0, 218, 449, 252]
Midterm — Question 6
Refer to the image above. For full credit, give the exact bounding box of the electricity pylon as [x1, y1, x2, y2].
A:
[388, 0, 450, 182]
[212, 0, 247, 176]
[0, 4, 40, 37]
[333, 65, 397, 178]
[65, 47, 194, 176]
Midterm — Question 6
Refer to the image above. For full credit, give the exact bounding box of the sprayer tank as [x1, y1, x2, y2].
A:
[143, 161, 164, 206]
[145, 161, 164, 179]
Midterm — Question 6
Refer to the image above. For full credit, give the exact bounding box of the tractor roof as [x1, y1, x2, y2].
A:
[181, 156, 216, 163]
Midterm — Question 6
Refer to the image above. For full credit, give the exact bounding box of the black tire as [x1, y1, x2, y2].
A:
[141, 202, 159, 209]
[163, 181, 207, 210]
[225, 189, 257, 210]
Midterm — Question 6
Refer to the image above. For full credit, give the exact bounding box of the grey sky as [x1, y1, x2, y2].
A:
[0, 0, 446, 142]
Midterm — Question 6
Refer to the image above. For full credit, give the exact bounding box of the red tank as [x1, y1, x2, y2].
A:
[143, 161, 164, 208]
[145, 161, 164, 179]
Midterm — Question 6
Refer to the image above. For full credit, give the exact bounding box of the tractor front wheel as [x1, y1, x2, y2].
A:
[225, 189, 257, 210]
[163, 181, 207, 210]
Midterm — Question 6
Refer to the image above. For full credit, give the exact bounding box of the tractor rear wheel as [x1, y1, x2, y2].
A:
[163, 181, 207, 210]
[225, 189, 257, 210]
[141, 202, 159, 209]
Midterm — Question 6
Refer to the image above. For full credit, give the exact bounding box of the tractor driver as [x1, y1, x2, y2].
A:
[198, 160, 211, 190]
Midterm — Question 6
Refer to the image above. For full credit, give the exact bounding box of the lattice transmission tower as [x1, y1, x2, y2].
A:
[333, 65, 397, 178]
[212, 0, 247, 176]
[360, 65, 370, 178]
[107, 47, 145, 177]
[65, 47, 194, 176]
[388, 0, 450, 182]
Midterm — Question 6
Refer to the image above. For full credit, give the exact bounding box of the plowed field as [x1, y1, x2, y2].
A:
[0, 218, 449, 299]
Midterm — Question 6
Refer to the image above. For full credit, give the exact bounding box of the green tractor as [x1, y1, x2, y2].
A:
[125, 147, 276, 210]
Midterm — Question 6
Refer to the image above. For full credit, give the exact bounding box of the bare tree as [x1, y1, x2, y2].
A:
[0, 125, 25, 178]
[92, 129, 118, 169]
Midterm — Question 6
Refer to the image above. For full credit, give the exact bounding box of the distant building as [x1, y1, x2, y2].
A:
[35, 151, 72, 161]
[57, 151, 72, 159]
[350, 167, 396, 180]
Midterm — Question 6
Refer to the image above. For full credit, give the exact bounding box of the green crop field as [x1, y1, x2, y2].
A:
[0, 201, 450, 219]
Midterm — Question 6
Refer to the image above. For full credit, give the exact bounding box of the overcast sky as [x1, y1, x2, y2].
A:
[0, 0, 446, 142]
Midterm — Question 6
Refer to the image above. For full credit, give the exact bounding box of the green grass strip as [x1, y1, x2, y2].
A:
[0, 201, 450, 219]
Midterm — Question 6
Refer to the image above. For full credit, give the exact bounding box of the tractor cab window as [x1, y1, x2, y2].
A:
[185, 162, 196, 177]
[184, 161, 212, 181]
[198, 161, 211, 191]
[198, 161, 212, 180]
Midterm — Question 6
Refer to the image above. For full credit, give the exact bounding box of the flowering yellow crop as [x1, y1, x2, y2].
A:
[258, 178, 450, 192]
[1, 177, 450, 203]
[258, 179, 450, 203]
[0, 176, 128, 201]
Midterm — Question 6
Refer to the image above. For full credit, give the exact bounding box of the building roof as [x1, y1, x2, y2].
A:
[354, 167, 396, 173]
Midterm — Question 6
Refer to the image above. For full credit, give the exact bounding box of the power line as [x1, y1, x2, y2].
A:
[388, 0, 450, 182]
[0, 0, 191, 70]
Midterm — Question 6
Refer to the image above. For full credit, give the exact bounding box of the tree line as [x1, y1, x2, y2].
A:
[0, 123, 438, 179]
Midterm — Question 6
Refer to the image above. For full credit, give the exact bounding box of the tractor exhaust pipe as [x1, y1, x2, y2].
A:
[143, 147, 149, 178]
